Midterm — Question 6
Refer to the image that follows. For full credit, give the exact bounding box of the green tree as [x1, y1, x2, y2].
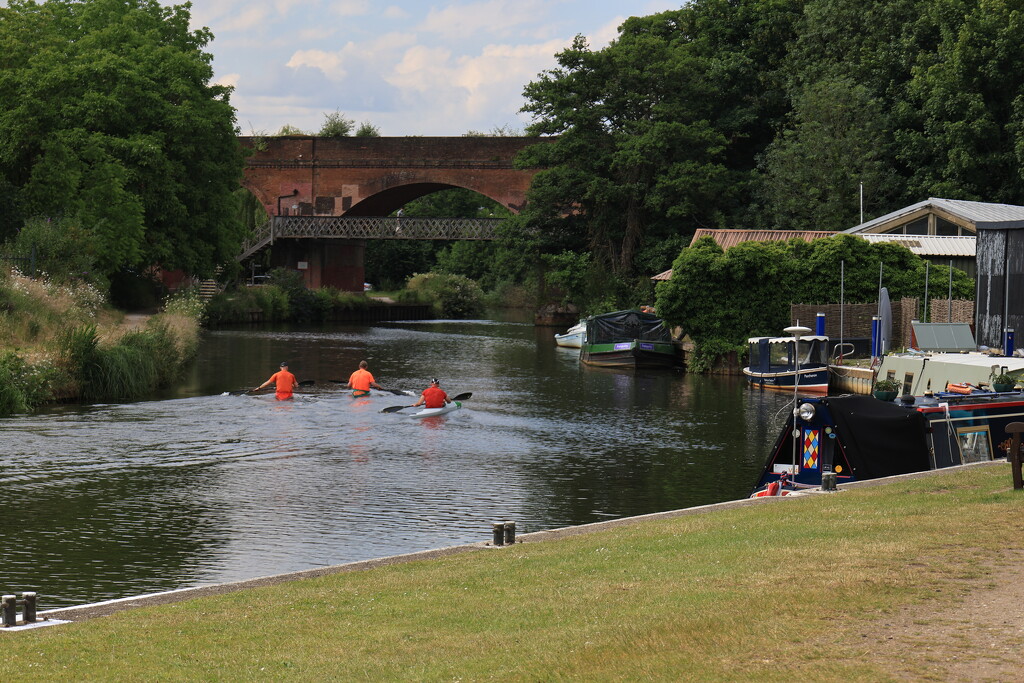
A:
[899, 0, 1024, 202]
[275, 124, 307, 135]
[354, 121, 381, 137]
[0, 0, 246, 279]
[760, 78, 897, 229]
[517, 2, 804, 293]
[319, 110, 354, 137]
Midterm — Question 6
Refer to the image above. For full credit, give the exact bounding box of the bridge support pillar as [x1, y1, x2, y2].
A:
[268, 239, 365, 292]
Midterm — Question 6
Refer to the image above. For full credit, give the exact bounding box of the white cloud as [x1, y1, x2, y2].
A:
[419, 0, 552, 41]
[215, 73, 242, 89]
[287, 50, 348, 80]
[383, 5, 409, 20]
[329, 0, 371, 17]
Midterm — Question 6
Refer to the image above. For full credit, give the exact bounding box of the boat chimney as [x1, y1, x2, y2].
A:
[1005, 328, 1015, 357]
[816, 313, 825, 337]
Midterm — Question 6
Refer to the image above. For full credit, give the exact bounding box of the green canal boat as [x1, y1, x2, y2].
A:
[580, 309, 680, 369]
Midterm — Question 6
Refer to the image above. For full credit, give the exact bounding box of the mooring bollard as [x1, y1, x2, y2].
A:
[22, 592, 37, 623]
[503, 521, 516, 545]
[1006, 422, 1024, 490]
[2, 595, 16, 628]
[492, 522, 505, 546]
[821, 472, 837, 491]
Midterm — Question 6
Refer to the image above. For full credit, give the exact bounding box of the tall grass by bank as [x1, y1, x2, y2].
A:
[3, 465, 1021, 680]
[205, 269, 487, 325]
[0, 268, 203, 414]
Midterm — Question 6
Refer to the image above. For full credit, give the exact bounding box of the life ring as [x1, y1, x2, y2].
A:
[946, 382, 973, 395]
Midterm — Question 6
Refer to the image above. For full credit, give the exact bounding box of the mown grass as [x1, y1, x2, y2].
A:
[2, 465, 1020, 681]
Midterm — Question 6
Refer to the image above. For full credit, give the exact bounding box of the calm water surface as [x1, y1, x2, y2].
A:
[1, 318, 794, 609]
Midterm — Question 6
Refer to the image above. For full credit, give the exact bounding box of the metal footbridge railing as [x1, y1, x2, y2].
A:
[237, 216, 503, 262]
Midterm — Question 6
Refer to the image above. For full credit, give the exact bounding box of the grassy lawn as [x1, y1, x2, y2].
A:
[3, 464, 1021, 681]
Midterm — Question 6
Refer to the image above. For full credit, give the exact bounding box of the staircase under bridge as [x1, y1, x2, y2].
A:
[237, 215, 503, 262]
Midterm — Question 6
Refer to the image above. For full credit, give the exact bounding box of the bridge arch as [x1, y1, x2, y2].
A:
[241, 135, 543, 218]
[238, 135, 546, 290]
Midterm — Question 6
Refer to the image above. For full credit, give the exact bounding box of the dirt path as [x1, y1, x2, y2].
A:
[856, 548, 1024, 681]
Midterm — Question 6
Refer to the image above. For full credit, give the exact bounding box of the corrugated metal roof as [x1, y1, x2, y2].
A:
[690, 228, 836, 249]
[857, 233, 976, 257]
[845, 197, 1024, 233]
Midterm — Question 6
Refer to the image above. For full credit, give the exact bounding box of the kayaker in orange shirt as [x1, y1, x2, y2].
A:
[346, 360, 384, 397]
[412, 378, 449, 409]
[256, 361, 299, 400]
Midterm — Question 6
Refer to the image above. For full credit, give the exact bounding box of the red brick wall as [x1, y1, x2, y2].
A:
[240, 136, 544, 218]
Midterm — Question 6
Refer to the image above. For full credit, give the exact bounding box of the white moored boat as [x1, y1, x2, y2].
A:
[554, 320, 586, 348]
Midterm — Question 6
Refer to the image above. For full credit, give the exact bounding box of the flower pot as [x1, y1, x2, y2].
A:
[993, 383, 1015, 393]
[873, 390, 898, 401]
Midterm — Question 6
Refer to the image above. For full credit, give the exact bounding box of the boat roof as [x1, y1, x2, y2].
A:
[747, 335, 829, 344]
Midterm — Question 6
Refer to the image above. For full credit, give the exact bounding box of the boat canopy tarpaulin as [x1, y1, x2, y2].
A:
[825, 395, 930, 479]
[585, 310, 671, 345]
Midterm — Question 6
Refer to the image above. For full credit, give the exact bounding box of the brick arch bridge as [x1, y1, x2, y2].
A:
[239, 136, 543, 290]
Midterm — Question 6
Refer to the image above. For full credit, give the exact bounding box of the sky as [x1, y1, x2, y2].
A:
[188, 1, 679, 137]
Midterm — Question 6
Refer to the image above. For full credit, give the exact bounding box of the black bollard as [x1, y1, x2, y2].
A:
[22, 592, 36, 623]
[503, 521, 516, 545]
[2, 595, 15, 627]
[492, 522, 504, 546]
[1006, 422, 1024, 490]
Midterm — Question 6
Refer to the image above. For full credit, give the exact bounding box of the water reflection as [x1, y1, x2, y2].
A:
[0, 320, 793, 608]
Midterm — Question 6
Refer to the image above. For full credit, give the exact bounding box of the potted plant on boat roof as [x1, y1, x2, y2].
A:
[872, 378, 901, 401]
[989, 370, 1019, 393]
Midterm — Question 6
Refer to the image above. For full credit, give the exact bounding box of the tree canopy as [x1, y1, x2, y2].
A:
[513, 0, 1024, 316]
[0, 0, 245, 278]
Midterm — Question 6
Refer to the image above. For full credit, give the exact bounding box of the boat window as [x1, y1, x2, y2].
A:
[956, 426, 993, 463]
[902, 373, 914, 395]
[769, 342, 790, 367]
[748, 343, 761, 368]
[794, 340, 817, 364]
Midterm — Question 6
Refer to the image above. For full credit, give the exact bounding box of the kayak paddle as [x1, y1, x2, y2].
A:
[230, 379, 314, 395]
[379, 392, 471, 413]
[329, 379, 406, 395]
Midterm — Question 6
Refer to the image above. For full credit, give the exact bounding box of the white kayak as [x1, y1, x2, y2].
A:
[408, 401, 461, 418]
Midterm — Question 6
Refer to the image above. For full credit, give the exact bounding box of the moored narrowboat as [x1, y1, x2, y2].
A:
[743, 333, 830, 393]
[751, 390, 1024, 495]
[580, 309, 680, 369]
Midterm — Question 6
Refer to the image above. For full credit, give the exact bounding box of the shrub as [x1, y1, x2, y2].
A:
[163, 287, 206, 319]
[0, 351, 55, 415]
[404, 272, 484, 318]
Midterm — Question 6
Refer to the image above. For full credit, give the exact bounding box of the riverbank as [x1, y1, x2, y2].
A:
[0, 267, 204, 414]
[6, 464, 1022, 680]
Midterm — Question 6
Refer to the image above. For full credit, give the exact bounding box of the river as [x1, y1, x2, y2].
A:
[0, 318, 794, 609]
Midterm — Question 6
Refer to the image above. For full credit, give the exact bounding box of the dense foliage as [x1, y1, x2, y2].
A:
[655, 234, 974, 350]
[0, 0, 245, 280]
[512, 0, 1024, 317]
